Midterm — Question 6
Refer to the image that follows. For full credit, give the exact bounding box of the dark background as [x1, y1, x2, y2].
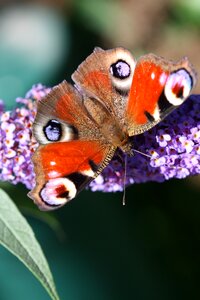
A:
[0, 1, 200, 299]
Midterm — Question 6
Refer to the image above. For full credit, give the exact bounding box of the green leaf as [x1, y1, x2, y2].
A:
[0, 188, 60, 300]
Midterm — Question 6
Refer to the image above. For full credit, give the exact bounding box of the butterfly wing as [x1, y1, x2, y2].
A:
[29, 140, 114, 211]
[29, 81, 115, 211]
[72, 47, 136, 127]
[125, 54, 197, 136]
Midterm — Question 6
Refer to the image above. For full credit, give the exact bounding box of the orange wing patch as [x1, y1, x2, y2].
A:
[39, 140, 107, 180]
[127, 60, 168, 125]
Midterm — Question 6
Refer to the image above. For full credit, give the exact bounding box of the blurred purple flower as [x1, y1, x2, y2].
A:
[0, 85, 200, 193]
[0, 84, 50, 189]
[0, 100, 4, 115]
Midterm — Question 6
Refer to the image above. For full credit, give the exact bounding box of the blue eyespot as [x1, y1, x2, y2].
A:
[110, 60, 130, 79]
[44, 119, 62, 141]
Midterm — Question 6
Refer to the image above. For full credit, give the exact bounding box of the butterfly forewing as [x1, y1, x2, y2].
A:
[126, 54, 197, 136]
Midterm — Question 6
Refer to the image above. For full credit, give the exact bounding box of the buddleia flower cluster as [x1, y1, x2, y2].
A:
[0, 84, 50, 189]
[0, 84, 200, 193]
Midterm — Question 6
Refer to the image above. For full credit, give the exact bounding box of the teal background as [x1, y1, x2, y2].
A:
[0, 1, 200, 299]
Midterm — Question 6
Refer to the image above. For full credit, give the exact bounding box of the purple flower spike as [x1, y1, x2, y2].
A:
[0, 87, 200, 193]
[0, 84, 50, 189]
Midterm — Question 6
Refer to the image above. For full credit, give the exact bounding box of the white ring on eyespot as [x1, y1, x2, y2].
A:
[110, 49, 136, 92]
[62, 124, 76, 141]
[164, 69, 192, 106]
[112, 75, 134, 91]
[41, 177, 77, 205]
[34, 118, 75, 144]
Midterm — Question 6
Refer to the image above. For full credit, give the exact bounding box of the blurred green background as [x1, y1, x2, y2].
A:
[0, 0, 200, 299]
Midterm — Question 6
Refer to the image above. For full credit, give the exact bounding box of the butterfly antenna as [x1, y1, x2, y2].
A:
[122, 154, 127, 206]
[132, 148, 151, 158]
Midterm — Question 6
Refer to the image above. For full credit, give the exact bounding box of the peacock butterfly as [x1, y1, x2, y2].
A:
[28, 47, 197, 210]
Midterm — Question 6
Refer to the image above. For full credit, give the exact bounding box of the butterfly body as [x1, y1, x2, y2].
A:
[28, 47, 197, 210]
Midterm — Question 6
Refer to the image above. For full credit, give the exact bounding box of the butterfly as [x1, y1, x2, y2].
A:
[28, 47, 197, 210]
